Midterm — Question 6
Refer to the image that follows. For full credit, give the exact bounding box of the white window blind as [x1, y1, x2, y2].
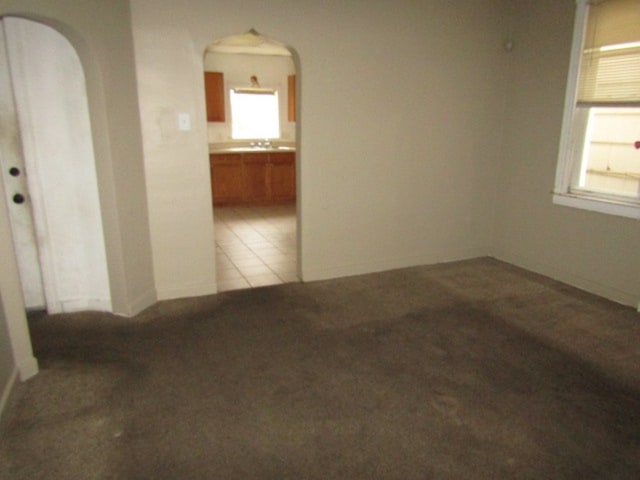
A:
[577, 0, 640, 106]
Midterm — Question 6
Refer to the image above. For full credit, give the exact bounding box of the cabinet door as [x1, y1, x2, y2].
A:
[243, 153, 270, 203]
[204, 72, 225, 122]
[288, 75, 296, 122]
[210, 154, 243, 205]
[270, 152, 296, 203]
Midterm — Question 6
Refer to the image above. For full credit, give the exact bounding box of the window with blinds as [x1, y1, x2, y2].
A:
[577, 0, 640, 106]
[554, 0, 640, 219]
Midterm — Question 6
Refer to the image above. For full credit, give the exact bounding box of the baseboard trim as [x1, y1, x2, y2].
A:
[302, 248, 491, 283]
[112, 287, 158, 318]
[0, 367, 18, 424]
[59, 297, 112, 313]
[126, 287, 158, 317]
[493, 250, 638, 309]
[17, 355, 38, 381]
[156, 282, 217, 302]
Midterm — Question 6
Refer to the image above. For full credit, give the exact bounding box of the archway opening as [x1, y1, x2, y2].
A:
[203, 30, 300, 292]
[0, 17, 111, 314]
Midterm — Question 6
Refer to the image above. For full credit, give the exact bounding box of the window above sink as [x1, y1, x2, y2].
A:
[230, 88, 280, 140]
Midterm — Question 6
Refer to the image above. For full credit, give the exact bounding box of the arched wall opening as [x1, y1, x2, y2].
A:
[203, 30, 302, 292]
[0, 16, 112, 315]
[0, 7, 156, 318]
[0, 10, 157, 386]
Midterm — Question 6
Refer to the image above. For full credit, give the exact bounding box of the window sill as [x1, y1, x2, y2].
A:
[553, 192, 640, 220]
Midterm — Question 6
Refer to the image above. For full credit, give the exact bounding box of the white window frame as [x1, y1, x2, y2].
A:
[553, 0, 640, 220]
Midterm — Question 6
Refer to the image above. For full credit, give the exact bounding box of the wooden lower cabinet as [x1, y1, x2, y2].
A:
[243, 153, 270, 203]
[210, 151, 295, 206]
[210, 154, 243, 204]
[270, 152, 296, 202]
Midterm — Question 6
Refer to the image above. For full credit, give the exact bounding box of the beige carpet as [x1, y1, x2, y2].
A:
[1, 258, 639, 479]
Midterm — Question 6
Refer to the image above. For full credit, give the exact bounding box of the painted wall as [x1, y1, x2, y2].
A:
[131, 0, 510, 296]
[494, 0, 640, 307]
[0, 0, 632, 375]
[0, 0, 156, 316]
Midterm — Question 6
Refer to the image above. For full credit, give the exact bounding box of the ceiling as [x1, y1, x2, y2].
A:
[206, 30, 291, 56]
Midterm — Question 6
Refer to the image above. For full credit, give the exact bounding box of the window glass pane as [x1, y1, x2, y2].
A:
[573, 107, 640, 198]
[554, 0, 640, 217]
[230, 90, 280, 140]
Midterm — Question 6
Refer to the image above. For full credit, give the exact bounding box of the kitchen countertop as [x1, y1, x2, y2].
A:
[209, 143, 295, 154]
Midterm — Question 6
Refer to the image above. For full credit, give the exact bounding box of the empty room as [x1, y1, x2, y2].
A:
[1, 0, 639, 478]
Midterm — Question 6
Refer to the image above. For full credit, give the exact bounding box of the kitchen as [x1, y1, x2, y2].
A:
[204, 31, 298, 291]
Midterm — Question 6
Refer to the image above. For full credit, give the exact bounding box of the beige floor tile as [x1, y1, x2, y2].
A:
[249, 245, 282, 257]
[269, 261, 297, 275]
[221, 243, 253, 253]
[231, 257, 267, 268]
[237, 264, 273, 277]
[276, 272, 300, 283]
[215, 255, 235, 269]
[245, 273, 282, 287]
[217, 267, 244, 281]
[214, 205, 297, 292]
[255, 252, 290, 263]
[218, 278, 251, 292]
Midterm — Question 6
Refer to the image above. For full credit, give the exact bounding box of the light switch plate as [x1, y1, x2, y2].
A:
[178, 113, 191, 131]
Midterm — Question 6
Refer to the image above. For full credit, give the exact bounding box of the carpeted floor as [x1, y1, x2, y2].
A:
[1, 258, 639, 479]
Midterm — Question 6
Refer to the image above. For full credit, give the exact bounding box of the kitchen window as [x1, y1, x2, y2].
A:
[230, 88, 280, 140]
[553, 0, 640, 219]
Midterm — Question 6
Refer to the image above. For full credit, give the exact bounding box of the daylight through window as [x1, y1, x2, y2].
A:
[554, 0, 640, 218]
[230, 90, 280, 140]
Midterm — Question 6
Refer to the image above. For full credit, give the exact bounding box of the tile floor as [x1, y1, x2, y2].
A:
[214, 205, 298, 292]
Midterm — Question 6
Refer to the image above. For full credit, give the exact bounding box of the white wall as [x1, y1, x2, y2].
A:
[131, 0, 510, 296]
[495, 0, 640, 308]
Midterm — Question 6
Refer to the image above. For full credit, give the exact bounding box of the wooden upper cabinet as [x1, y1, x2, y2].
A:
[288, 75, 296, 122]
[204, 71, 225, 122]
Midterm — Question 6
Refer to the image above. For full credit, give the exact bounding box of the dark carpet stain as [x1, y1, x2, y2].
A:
[1, 258, 639, 479]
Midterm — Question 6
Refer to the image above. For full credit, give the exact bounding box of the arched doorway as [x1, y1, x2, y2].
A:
[0, 17, 111, 314]
[203, 30, 300, 292]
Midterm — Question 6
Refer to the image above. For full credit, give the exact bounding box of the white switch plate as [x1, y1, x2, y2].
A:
[178, 113, 191, 131]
